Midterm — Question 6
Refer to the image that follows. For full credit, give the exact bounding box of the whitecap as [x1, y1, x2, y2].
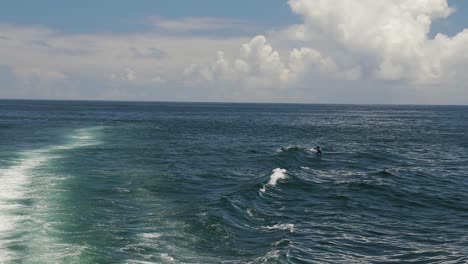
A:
[308, 147, 318, 153]
[127, 260, 158, 264]
[160, 253, 175, 262]
[260, 168, 287, 192]
[273, 239, 292, 246]
[251, 250, 282, 263]
[246, 208, 254, 217]
[277, 145, 301, 152]
[139, 233, 162, 239]
[262, 223, 295, 233]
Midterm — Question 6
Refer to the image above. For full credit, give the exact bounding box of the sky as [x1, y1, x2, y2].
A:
[0, 0, 467, 104]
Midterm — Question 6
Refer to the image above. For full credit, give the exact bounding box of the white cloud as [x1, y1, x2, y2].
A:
[183, 36, 291, 90]
[184, 34, 361, 90]
[0, 23, 247, 87]
[109, 68, 136, 82]
[285, 0, 466, 84]
[0, 1, 467, 104]
[9, 66, 68, 99]
[13, 67, 66, 82]
[184, 0, 468, 103]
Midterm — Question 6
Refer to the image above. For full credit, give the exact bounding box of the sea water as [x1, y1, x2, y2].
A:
[0, 100, 467, 263]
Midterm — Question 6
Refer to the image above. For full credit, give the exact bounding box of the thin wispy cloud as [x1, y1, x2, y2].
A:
[146, 16, 252, 33]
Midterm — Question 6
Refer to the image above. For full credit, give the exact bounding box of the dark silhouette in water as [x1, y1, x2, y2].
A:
[315, 146, 322, 155]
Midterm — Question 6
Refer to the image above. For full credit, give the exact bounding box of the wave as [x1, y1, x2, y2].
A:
[275, 145, 324, 170]
[250, 249, 285, 264]
[369, 169, 395, 177]
[260, 168, 287, 193]
[278, 145, 319, 154]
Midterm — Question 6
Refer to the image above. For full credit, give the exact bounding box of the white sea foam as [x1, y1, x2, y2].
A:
[127, 260, 158, 264]
[278, 145, 320, 154]
[139, 233, 162, 239]
[246, 208, 254, 217]
[52, 127, 101, 150]
[251, 250, 282, 263]
[260, 168, 287, 192]
[0, 152, 48, 261]
[262, 224, 295, 233]
[308, 147, 318, 153]
[273, 239, 292, 246]
[160, 253, 175, 262]
[0, 127, 100, 261]
[277, 145, 301, 152]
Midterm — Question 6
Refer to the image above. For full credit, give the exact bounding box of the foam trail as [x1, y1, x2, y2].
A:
[0, 127, 100, 261]
[260, 168, 287, 193]
[53, 127, 102, 150]
[0, 151, 48, 261]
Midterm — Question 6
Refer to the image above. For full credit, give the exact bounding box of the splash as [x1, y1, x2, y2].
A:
[260, 168, 287, 193]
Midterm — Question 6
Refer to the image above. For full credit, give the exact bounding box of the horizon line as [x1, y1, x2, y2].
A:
[1, 98, 467, 107]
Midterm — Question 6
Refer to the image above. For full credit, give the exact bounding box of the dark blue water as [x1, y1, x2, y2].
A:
[1, 100, 467, 263]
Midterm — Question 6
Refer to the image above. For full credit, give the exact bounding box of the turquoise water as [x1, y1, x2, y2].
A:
[0, 100, 467, 263]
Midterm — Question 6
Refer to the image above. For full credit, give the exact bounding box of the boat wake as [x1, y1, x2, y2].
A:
[0, 127, 101, 262]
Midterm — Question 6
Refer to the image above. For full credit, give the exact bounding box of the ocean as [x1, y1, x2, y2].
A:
[0, 100, 467, 263]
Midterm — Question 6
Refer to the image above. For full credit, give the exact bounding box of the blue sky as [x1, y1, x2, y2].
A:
[0, 0, 299, 33]
[0, 0, 467, 104]
[2, 0, 466, 34]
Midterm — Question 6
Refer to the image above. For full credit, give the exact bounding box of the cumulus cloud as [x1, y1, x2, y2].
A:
[183, 0, 468, 103]
[185, 34, 361, 90]
[183, 36, 292, 90]
[286, 0, 467, 83]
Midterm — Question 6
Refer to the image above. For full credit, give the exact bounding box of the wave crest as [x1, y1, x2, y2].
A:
[260, 168, 287, 193]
